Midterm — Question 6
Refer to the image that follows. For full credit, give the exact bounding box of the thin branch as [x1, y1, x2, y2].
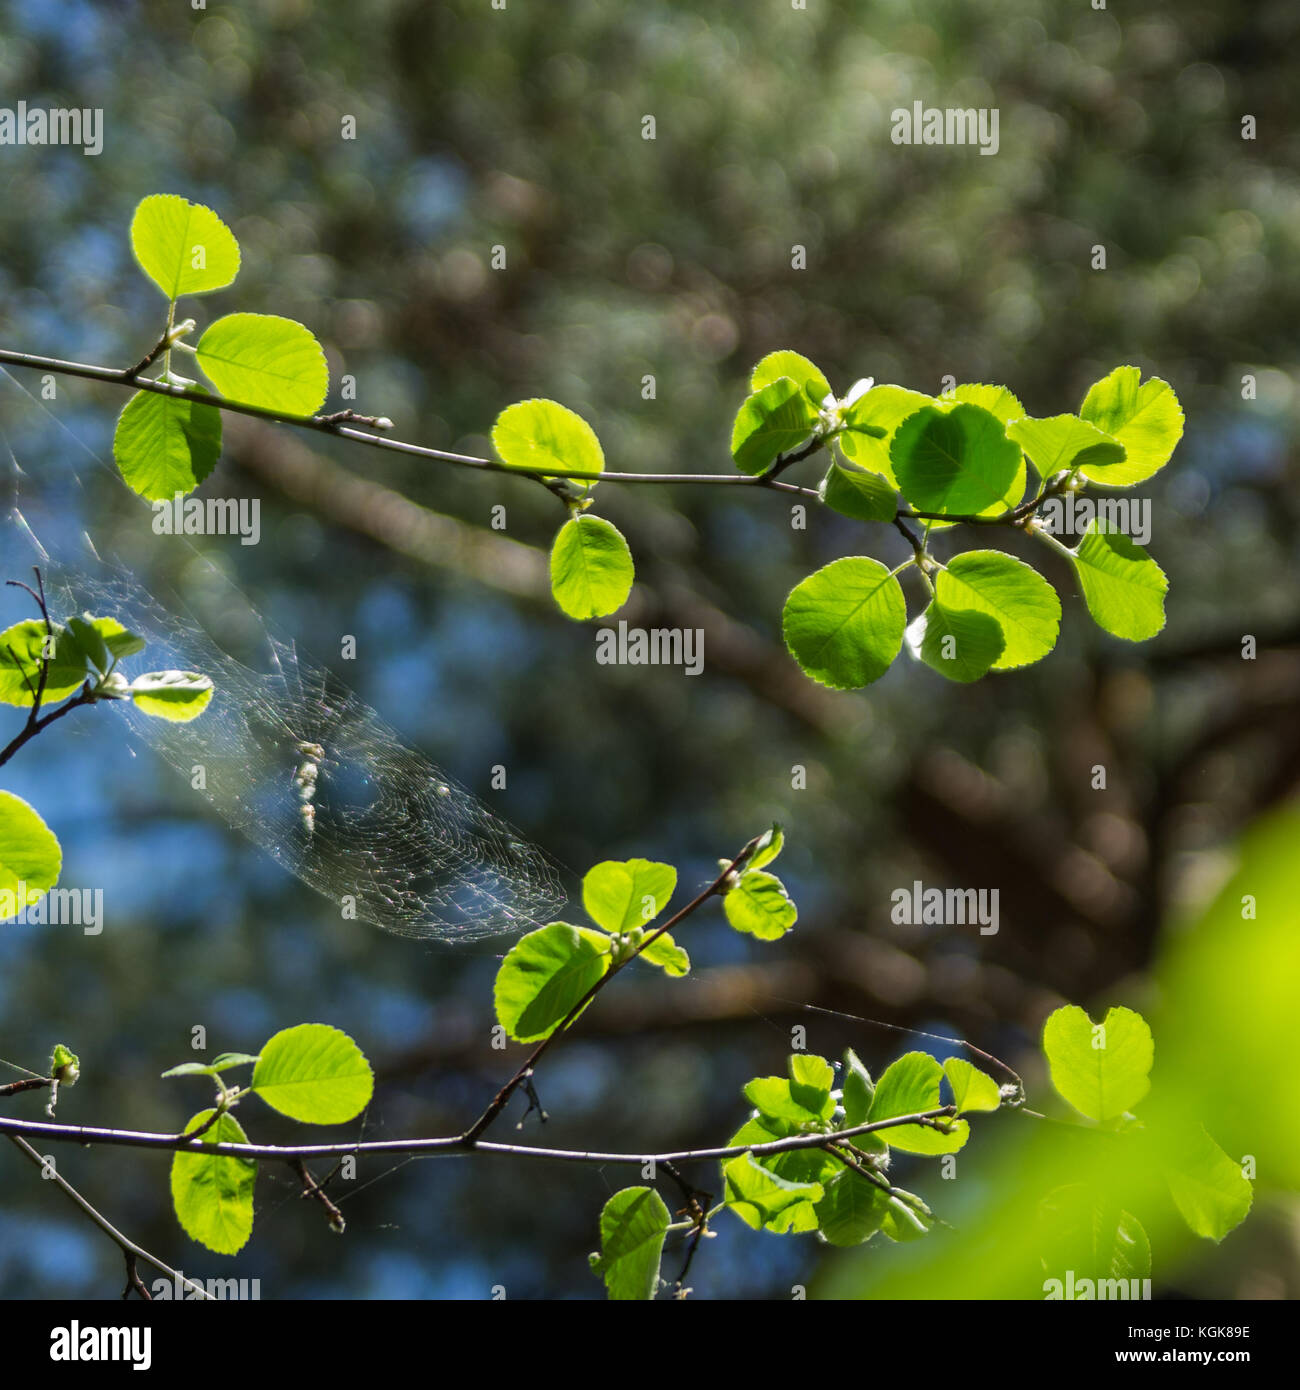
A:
[6, 1134, 215, 1300]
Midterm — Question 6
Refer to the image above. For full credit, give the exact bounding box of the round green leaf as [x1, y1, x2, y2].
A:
[170, 1109, 256, 1254]
[1069, 522, 1168, 641]
[782, 556, 906, 690]
[130, 194, 240, 300]
[0, 621, 91, 706]
[129, 670, 214, 722]
[944, 1057, 1002, 1113]
[905, 600, 1006, 683]
[891, 403, 1023, 516]
[549, 515, 634, 620]
[590, 1187, 671, 1300]
[837, 384, 933, 483]
[1078, 366, 1184, 485]
[492, 398, 605, 478]
[723, 869, 798, 939]
[1161, 1124, 1254, 1242]
[934, 551, 1061, 670]
[730, 377, 818, 475]
[869, 1051, 969, 1154]
[250, 1023, 374, 1124]
[820, 459, 897, 522]
[942, 382, 1025, 424]
[638, 930, 690, 977]
[1042, 1005, 1154, 1123]
[196, 312, 329, 414]
[0, 790, 61, 907]
[113, 389, 222, 501]
[750, 350, 831, 407]
[494, 922, 613, 1043]
[1007, 413, 1126, 479]
[582, 857, 676, 934]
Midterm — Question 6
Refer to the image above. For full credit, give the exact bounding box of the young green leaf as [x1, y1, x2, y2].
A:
[748, 824, 784, 871]
[782, 556, 906, 689]
[905, 600, 1006, 683]
[128, 670, 214, 722]
[0, 621, 92, 705]
[113, 389, 222, 501]
[1007, 413, 1126, 478]
[880, 1192, 936, 1242]
[637, 930, 690, 977]
[0, 790, 62, 908]
[816, 1171, 890, 1246]
[837, 385, 933, 483]
[820, 459, 897, 522]
[1160, 1123, 1254, 1242]
[744, 1074, 833, 1127]
[841, 1049, 875, 1128]
[869, 1051, 969, 1154]
[932, 551, 1061, 670]
[1042, 1005, 1154, 1123]
[63, 616, 109, 675]
[723, 1153, 825, 1231]
[1078, 366, 1184, 485]
[589, 1187, 671, 1300]
[941, 382, 1025, 424]
[891, 403, 1023, 516]
[170, 1109, 256, 1255]
[492, 398, 605, 479]
[493, 922, 613, 1043]
[1068, 522, 1168, 641]
[582, 857, 676, 933]
[749, 350, 831, 408]
[250, 1023, 374, 1124]
[727, 1114, 843, 1195]
[943, 1057, 1002, 1114]
[195, 312, 329, 414]
[722, 869, 797, 939]
[549, 514, 634, 620]
[788, 1053, 836, 1117]
[130, 194, 240, 300]
[730, 377, 818, 475]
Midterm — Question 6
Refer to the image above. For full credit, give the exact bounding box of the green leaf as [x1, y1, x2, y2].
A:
[816, 1170, 890, 1246]
[161, 1062, 224, 1079]
[932, 551, 1061, 670]
[170, 1109, 256, 1254]
[1038, 1185, 1151, 1281]
[210, 1052, 259, 1070]
[1042, 1005, 1154, 1123]
[1007, 413, 1126, 479]
[583, 858, 677, 934]
[891, 403, 1023, 516]
[162, 1053, 258, 1079]
[724, 1153, 824, 1231]
[250, 1023, 374, 1124]
[196, 312, 329, 414]
[113, 389, 222, 501]
[589, 1187, 671, 1300]
[748, 824, 784, 871]
[128, 670, 214, 722]
[493, 922, 613, 1043]
[130, 194, 240, 300]
[905, 599, 1006, 683]
[743, 1075, 830, 1128]
[549, 515, 634, 620]
[788, 1053, 835, 1117]
[492, 398, 605, 479]
[942, 382, 1025, 424]
[880, 1191, 936, 1242]
[820, 459, 897, 522]
[944, 1058, 1002, 1114]
[1078, 367, 1184, 485]
[0, 790, 61, 908]
[841, 1049, 875, 1128]
[62, 617, 109, 675]
[727, 1114, 841, 1197]
[638, 930, 690, 977]
[1068, 521, 1168, 641]
[1161, 1124, 1254, 1242]
[837, 385, 933, 483]
[750, 350, 831, 408]
[730, 377, 818, 475]
[869, 1052, 968, 1154]
[723, 869, 797, 940]
[0, 621, 91, 705]
[782, 556, 906, 690]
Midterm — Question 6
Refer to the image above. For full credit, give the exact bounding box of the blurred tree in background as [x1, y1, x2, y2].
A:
[0, 0, 1296, 1298]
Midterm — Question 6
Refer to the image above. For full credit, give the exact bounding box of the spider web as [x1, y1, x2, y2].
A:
[0, 377, 569, 942]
